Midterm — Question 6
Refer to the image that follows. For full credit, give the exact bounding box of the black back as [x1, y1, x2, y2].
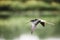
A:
[30, 19, 45, 27]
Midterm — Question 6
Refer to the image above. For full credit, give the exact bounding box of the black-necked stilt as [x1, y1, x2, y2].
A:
[30, 19, 54, 34]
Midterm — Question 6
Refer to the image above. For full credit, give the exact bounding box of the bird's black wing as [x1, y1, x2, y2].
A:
[40, 22, 45, 27]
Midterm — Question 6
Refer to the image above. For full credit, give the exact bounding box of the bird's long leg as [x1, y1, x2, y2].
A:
[31, 24, 36, 34]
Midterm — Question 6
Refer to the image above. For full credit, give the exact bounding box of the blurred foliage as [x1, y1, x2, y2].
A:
[0, 11, 60, 40]
[0, 1, 60, 10]
[53, 19, 60, 36]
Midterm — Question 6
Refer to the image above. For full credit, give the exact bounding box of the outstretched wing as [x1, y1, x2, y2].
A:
[40, 22, 45, 27]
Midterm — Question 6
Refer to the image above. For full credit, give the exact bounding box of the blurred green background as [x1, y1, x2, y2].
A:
[0, 0, 60, 40]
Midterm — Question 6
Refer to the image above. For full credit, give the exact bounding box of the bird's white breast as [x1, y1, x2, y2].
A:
[31, 22, 35, 27]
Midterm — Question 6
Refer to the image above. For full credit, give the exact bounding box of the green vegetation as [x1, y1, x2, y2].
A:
[0, 11, 60, 40]
[0, 1, 60, 10]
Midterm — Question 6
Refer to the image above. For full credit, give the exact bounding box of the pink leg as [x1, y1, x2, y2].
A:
[31, 25, 36, 34]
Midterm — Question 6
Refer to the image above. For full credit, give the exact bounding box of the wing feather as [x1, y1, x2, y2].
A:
[40, 22, 45, 27]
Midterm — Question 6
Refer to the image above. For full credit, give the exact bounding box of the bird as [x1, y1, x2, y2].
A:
[30, 19, 55, 34]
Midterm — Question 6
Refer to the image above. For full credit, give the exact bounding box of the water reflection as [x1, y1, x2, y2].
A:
[0, 38, 5, 40]
[13, 33, 60, 40]
[44, 37, 60, 40]
[13, 33, 40, 40]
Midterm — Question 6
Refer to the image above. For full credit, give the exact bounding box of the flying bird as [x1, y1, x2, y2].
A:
[30, 19, 54, 34]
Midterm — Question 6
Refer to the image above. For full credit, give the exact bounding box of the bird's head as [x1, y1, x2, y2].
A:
[30, 19, 38, 22]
